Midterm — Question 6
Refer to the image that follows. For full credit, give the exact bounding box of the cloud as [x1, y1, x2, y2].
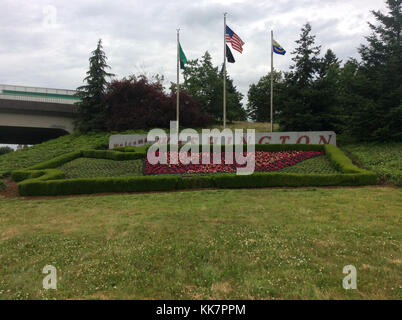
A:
[0, 0, 388, 105]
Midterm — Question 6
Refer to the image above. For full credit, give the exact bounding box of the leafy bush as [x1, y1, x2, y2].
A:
[0, 179, 5, 190]
[0, 146, 14, 156]
[105, 77, 211, 131]
[212, 172, 376, 188]
[324, 144, 361, 173]
[18, 175, 180, 196]
[82, 150, 145, 160]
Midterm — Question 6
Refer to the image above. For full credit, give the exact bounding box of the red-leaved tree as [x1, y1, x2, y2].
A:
[105, 76, 211, 131]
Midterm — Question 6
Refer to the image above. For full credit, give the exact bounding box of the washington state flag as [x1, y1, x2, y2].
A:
[179, 43, 187, 69]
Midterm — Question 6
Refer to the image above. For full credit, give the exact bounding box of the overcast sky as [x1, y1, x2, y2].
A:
[0, 0, 387, 102]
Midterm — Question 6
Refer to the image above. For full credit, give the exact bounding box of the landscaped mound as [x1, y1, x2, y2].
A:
[11, 144, 378, 196]
[145, 151, 323, 175]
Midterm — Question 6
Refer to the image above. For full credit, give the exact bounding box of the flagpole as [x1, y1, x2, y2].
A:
[176, 28, 180, 132]
[223, 12, 227, 129]
[270, 30, 274, 133]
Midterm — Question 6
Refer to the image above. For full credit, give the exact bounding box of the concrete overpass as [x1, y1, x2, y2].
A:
[0, 84, 79, 144]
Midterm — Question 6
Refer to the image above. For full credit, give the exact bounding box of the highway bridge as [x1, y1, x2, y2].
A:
[0, 84, 79, 144]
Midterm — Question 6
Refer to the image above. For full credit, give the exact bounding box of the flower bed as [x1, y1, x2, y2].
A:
[145, 151, 323, 175]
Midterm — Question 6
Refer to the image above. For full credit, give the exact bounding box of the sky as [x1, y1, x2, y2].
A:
[0, 0, 388, 104]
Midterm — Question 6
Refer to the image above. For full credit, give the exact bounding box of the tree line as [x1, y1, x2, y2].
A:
[75, 0, 401, 142]
[248, 0, 401, 141]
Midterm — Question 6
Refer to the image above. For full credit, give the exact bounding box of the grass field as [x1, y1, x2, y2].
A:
[0, 187, 400, 299]
[341, 143, 402, 186]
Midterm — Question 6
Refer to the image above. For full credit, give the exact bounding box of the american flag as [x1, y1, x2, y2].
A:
[225, 25, 245, 53]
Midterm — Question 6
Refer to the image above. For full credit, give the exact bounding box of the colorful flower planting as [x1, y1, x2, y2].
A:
[145, 150, 323, 175]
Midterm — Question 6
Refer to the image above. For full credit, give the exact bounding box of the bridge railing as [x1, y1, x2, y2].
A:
[0, 84, 80, 105]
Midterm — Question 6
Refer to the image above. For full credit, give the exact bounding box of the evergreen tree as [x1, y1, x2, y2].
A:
[278, 24, 343, 131]
[174, 51, 246, 122]
[312, 49, 343, 131]
[220, 68, 247, 121]
[318, 49, 340, 79]
[349, 0, 402, 141]
[289, 23, 321, 86]
[247, 71, 284, 122]
[75, 39, 114, 132]
[279, 23, 323, 131]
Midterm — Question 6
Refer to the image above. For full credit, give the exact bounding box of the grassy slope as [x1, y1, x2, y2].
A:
[0, 133, 110, 177]
[341, 143, 402, 186]
[0, 187, 400, 299]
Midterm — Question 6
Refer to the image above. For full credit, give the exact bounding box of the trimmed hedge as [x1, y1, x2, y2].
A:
[325, 145, 360, 173]
[82, 150, 146, 160]
[18, 175, 180, 196]
[18, 171, 377, 196]
[212, 172, 377, 188]
[14, 144, 378, 196]
[114, 145, 149, 153]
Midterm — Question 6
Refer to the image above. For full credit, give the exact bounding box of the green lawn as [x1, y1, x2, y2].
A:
[341, 143, 402, 186]
[0, 187, 400, 299]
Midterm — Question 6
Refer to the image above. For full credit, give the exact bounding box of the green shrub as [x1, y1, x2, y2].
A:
[324, 145, 360, 173]
[12, 169, 65, 182]
[114, 145, 150, 153]
[0, 179, 5, 190]
[176, 175, 214, 189]
[0, 146, 14, 156]
[82, 150, 145, 160]
[18, 175, 179, 196]
[212, 172, 377, 188]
